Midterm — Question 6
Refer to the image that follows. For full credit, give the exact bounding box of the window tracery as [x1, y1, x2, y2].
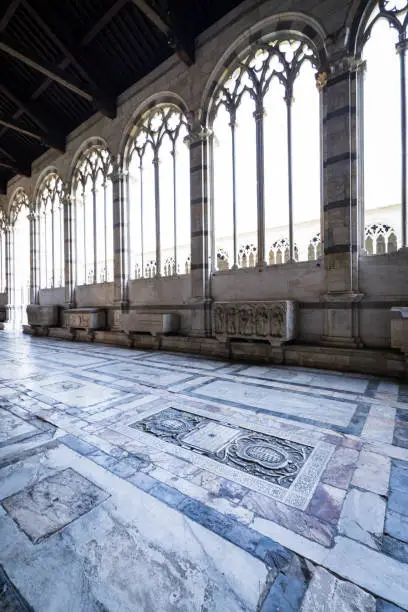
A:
[364, 222, 398, 254]
[360, 0, 408, 249]
[126, 104, 190, 279]
[37, 173, 65, 289]
[72, 144, 113, 285]
[211, 35, 321, 270]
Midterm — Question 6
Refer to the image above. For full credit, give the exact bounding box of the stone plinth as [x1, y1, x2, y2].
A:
[122, 312, 180, 336]
[212, 301, 297, 346]
[391, 308, 408, 355]
[27, 305, 59, 330]
[64, 308, 106, 332]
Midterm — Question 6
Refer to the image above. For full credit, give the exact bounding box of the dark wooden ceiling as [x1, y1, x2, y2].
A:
[0, 0, 243, 193]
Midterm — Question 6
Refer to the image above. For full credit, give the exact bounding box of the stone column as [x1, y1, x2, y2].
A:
[28, 210, 40, 305]
[321, 56, 364, 347]
[63, 189, 75, 308]
[111, 161, 129, 329]
[187, 116, 212, 336]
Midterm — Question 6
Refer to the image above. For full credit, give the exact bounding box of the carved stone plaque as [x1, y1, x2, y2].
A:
[212, 300, 297, 346]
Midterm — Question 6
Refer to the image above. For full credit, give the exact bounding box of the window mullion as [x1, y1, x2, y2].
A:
[154, 151, 160, 277]
[92, 183, 97, 284]
[230, 112, 238, 269]
[286, 91, 294, 262]
[51, 199, 55, 288]
[172, 143, 177, 274]
[82, 189, 87, 285]
[103, 180, 107, 282]
[254, 106, 265, 265]
[398, 41, 407, 247]
[139, 160, 144, 278]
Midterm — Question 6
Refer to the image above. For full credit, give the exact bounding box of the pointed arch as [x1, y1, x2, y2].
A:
[123, 101, 191, 279]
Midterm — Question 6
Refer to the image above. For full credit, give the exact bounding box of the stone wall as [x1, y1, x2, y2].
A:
[2, 0, 408, 376]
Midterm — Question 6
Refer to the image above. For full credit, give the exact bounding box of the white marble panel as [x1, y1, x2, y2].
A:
[21, 374, 121, 408]
[238, 366, 368, 393]
[92, 362, 193, 387]
[0, 408, 38, 446]
[194, 380, 357, 427]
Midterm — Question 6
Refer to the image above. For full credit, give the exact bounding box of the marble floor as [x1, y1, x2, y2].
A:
[0, 335, 407, 611]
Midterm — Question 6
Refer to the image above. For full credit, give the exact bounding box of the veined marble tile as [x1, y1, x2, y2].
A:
[351, 450, 391, 495]
[191, 379, 357, 427]
[361, 405, 396, 444]
[237, 366, 369, 394]
[0, 408, 39, 447]
[20, 374, 123, 408]
[88, 361, 194, 387]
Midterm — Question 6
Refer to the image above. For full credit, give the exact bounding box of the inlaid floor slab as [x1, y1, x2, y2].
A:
[0, 334, 406, 611]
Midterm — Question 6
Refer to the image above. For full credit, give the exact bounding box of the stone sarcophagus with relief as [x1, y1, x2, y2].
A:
[27, 305, 59, 328]
[63, 308, 106, 332]
[212, 301, 297, 346]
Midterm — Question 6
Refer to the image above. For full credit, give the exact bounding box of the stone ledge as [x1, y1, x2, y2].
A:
[50, 331, 407, 379]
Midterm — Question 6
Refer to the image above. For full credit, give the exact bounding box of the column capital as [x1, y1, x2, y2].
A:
[27, 212, 39, 222]
[109, 161, 128, 183]
[328, 55, 365, 78]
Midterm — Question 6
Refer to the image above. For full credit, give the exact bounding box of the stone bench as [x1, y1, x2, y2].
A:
[212, 300, 297, 346]
[63, 308, 106, 332]
[122, 312, 180, 337]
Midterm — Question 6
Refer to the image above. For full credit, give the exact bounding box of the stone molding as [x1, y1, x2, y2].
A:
[212, 300, 297, 346]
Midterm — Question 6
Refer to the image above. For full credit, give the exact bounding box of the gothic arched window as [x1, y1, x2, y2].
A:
[0, 211, 6, 293]
[72, 143, 113, 285]
[9, 189, 30, 325]
[37, 173, 64, 289]
[125, 104, 190, 279]
[211, 36, 321, 269]
[360, 1, 408, 249]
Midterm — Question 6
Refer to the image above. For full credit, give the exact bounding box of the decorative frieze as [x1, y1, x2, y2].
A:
[27, 305, 59, 328]
[63, 308, 106, 331]
[212, 300, 297, 346]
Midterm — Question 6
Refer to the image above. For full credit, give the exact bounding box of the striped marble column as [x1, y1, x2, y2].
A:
[111, 161, 129, 317]
[187, 118, 211, 336]
[321, 55, 364, 347]
[28, 210, 40, 305]
[63, 189, 75, 307]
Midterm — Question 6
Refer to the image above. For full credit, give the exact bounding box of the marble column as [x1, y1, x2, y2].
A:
[321, 56, 364, 347]
[63, 189, 75, 308]
[111, 161, 129, 329]
[28, 210, 40, 305]
[187, 116, 212, 336]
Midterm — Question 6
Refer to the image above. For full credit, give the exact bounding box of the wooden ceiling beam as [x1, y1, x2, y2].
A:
[22, 2, 116, 118]
[0, 159, 30, 177]
[0, 0, 22, 33]
[0, 111, 58, 152]
[130, 0, 195, 65]
[0, 83, 65, 151]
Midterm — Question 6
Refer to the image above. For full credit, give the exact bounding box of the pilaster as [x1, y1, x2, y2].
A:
[4, 224, 13, 323]
[186, 114, 212, 336]
[63, 189, 75, 307]
[321, 54, 364, 347]
[28, 210, 40, 305]
[111, 161, 129, 311]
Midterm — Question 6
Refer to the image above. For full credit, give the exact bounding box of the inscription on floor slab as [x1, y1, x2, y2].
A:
[126, 406, 334, 509]
[1, 468, 110, 543]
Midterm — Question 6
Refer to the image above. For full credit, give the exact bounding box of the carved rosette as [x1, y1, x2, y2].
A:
[212, 301, 296, 345]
